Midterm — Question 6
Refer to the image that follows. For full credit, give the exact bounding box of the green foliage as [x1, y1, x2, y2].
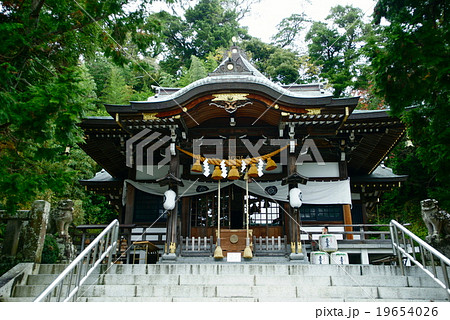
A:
[156, 0, 249, 75]
[82, 193, 117, 225]
[0, 0, 170, 212]
[272, 13, 308, 50]
[305, 5, 371, 96]
[41, 235, 60, 264]
[369, 0, 450, 211]
[0, 255, 21, 277]
[101, 66, 134, 105]
[242, 38, 303, 84]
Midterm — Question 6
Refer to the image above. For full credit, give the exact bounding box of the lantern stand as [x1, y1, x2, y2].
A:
[157, 173, 184, 261]
[243, 171, 253, 259]
[214, 179, 224, 259]
[282, 172, 308, 261]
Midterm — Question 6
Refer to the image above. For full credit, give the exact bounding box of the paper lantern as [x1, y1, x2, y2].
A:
[265, 157, 277, 171]
[191, 159, 202, 173]
[211, 166, 223, 180]
[289, 188, 303, 208]
[248, 163, 258, 178]
[227, 166, 240, 180]
[163, 190, 176, 210]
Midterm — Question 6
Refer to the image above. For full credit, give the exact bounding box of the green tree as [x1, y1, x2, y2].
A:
[369, 0, 450, 210]
[101, 66, 134, 105]
[156, 0, 249, 75]
[242, 38, 303, 84]
[0, 0, 170, 212]
[305, 5, 370, 96]
[272, 13, 308, 49]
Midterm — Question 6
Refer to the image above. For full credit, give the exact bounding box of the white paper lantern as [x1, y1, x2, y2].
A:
[163, 190, 177, 210]
[289, 188, 302, 208]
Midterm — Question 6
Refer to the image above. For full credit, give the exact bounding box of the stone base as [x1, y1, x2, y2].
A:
[161, 253, 177, 261]
[289, 247, 309, 263]
[289, 253, 304, 260]
[56, 236, 76, 263]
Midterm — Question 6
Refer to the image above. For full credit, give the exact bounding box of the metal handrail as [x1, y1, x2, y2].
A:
[34, 219, 119, 302]
[390, 219, 450, 299]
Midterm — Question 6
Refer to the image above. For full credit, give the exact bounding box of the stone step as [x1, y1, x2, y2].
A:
[37, 264, 445, 279]
[12, 283, 448, 301]
[25, 272, 442, 289]
[102, 264, 441, 277]
[8, 263, 448, 302]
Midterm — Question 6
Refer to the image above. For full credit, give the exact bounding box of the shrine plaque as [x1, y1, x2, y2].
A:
[227, 252, 241, 262]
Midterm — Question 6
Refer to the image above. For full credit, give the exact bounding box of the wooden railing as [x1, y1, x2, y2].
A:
[299, 224, 395, 242]
[69, 223, 402, 260]
[180, 236, 214, 256]
[253, 235, 287, 256]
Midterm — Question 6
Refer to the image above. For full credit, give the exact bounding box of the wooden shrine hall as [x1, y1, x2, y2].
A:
[79, 46, 407, 262]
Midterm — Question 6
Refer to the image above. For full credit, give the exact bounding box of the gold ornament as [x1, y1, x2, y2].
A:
[211, 166, 223, 180]
[265, 157, 277, 171]
[190, 159, 203, 173]
[227, 166, 240, 180]
[247, 163, 258, 178]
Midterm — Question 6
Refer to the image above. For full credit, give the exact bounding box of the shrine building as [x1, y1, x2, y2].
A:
[79, 46, 407, 262]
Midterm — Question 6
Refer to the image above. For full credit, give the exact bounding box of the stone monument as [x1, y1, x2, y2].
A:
[420, 199, 450, 258]
[47, 199, 76, 262]
[20, 200, 50, 263]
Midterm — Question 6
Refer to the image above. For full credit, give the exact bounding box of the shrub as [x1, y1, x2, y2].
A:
[41, 235, 60, 264]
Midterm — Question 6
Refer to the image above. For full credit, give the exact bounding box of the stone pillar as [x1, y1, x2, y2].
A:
[20, 200, 50, 263]
[2, 219, 24, 256]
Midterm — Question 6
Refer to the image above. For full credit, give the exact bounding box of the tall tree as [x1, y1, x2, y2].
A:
[0, 0, 169, 211]
[305, 5, 370, 96]
[369, 0, 450, 209]
[242, 38, 304, 85]
[101, 66, 134, 105]
[272, 13, 308, 49]
[156, 0, 249, 75]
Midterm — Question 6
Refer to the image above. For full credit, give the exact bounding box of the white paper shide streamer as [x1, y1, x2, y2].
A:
[203, 158, 210, 177]
[220, 160, 227, 178]
[257, 158, 264, 177]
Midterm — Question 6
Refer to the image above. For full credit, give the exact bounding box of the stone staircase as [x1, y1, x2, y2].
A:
[2, 263, 448, 302]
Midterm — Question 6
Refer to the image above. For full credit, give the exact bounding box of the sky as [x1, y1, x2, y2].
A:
[241, 0, 377, 43]
[150, 0, 378, 43]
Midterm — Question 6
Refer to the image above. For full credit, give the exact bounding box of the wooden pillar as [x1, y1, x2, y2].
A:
[288, 153, 299, 251]
[181, 197, 190, 237]
[124, 184, 135, 225]
[343, 204, 353, 240]
[166, 150, 180, 254]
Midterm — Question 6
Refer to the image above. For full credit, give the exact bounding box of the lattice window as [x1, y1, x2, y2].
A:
[247, 195, 281, 226]
[300, 204, 343, 221]
[133, 190, 167, 223]
[190, 192, 230, 227]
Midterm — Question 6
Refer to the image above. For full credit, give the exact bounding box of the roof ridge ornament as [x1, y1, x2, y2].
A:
[209, 93, 253, 113]
[210, 45, 256, 76]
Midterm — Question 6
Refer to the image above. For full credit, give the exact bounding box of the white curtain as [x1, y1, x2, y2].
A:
[123, 178, 352, 206]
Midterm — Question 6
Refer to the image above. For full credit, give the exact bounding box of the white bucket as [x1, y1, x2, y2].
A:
[318, 234, 338, 252]
[311, 251, 329, 264]
[330, 251, 349, 265]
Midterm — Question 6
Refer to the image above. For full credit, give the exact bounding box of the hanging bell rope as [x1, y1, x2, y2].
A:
[176, 144, 289, 167]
